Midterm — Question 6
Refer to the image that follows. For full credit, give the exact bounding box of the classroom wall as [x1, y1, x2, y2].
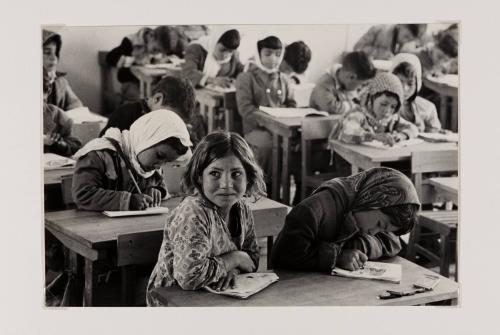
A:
[52, 23, 454, 115]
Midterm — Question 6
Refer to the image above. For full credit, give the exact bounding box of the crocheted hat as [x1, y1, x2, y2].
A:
[364, 72, 404, 112]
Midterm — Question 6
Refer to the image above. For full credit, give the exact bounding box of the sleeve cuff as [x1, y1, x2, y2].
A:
[199, 74, 209, 87]
[120, 191, 132, 211]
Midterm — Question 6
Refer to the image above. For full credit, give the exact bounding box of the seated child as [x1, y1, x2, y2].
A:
[330, 72, 419, 146]
[99, 76, 204, 145]
[72, 109, 192, 211]
[43, 30, 83, 111]
[146, 132, 265, 305]
[235, 35, 296, 178]
[43, 69, 82, 157]
[271, 167, 420, 272]
[353, 24, 428, 60]
[182, 27, 244, 88]
[106, 26, 188, 101]
[309, 51, 376, 115]
[279, 41, 312, 84]
[390, 53, 443, 133]
[415, 25, 458, 77]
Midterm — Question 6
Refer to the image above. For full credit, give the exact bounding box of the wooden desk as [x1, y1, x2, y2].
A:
[254, 111, 305, 205]
[195, 88, 237, 132]
[428, 177, 459, 205]
[44, 168, 74, 186]
[150, 256, 458, 306]
[130, 65, 182, 99]
[45, 197, 288, 306]
[423, 75, 459, 132]
[329, 139, 458, 174]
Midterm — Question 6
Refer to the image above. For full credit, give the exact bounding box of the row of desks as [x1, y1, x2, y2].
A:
[45, 196, 289, 306]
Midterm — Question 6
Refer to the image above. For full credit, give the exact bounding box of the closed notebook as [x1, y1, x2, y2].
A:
[204, 272, 279, 299]
[205, 84, 236, 93]
[259, 106, 328, 118]
[361, 138, 424, 149]
[418, 132, 459, 143]
[103, 206, 169, 218]
[332, 261, 402, 284]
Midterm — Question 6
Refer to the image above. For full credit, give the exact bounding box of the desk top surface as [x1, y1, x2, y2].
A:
[330, 139, 458, 163]
[428, 177, 459, 195]
[44, 168, 74, 186]
[151, 256, 459, 306]
[45, 197, 288, 249]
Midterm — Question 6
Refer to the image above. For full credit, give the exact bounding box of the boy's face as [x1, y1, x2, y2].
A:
[395, 74, 417, 100]
[397, 26, 416, 45]
[342, 70, 367, 91]
[137, 141, 181, 172]
[43, 42, 58, 73]
[213, 43, 234, 62]
[353, 209, 399, 235]
[259, 47, 282, 70]
[372, 94, 399, 120]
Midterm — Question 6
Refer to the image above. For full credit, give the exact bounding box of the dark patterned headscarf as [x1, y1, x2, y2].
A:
[314, 167, 420, 212]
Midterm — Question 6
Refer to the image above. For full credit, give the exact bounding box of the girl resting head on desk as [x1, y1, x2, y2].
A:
[329, 72, 419, 146]
[71, 109, 192, 212]
[271, 167, 421, 272]
[147, 132, 266, 305]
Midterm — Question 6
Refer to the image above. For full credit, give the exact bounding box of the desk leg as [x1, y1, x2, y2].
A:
[121, 265, 137, 306]
[145, 82, 152, 99]
[138, 80, 145, 99]
[281, 136, 291, 205]
[224, 108, 233, 131]
[83, 259, 97, 307]
[451, 97, 458, 132]
[267, 237, 273, 269]
[271, 134, 280, 201]
[207, 106, 214, 133]
[69, 250, 83, 306]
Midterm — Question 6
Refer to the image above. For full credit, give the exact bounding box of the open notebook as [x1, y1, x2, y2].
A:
[103, 206, 169, 218]
[361, 138, 424, 149]
[44, 153, 76, 170]
[204, 272, 279, 299]
[65, 107, 108, 124]
[419, 132, 459, 143]
[332, 261, 402, 284]
[427, 74, 458, 87]
[205, 84, 236, 93]
[259, 106, 328, 118]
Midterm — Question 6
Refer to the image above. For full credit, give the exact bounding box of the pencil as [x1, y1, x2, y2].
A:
[127, 169, 142, 195]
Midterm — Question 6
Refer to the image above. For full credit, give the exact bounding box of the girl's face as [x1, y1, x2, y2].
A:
[201, 154, 247, 213]
[353, 209, 399, 235]
[43, 42, 58, 73]
[137, 141, 181, 172]
[395, 74, 417, 101]
[372, 94, 399, 120]
[213, 42, 234, 62]
[397, 26, 416, 45]
[259, 47, 282, 70]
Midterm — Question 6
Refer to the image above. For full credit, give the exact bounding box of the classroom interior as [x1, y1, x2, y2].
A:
[43, 23, 459, 307]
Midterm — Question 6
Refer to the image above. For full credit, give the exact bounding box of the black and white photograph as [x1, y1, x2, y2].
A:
[3, 0, 500, 333]
[42, 23, 460, 307]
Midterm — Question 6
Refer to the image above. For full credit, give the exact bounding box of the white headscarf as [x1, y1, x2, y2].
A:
[73, 109, 192, 178]
[247, 34, 285, 74]
[389, 53, 423, 91]
[190, 25, 236, 78]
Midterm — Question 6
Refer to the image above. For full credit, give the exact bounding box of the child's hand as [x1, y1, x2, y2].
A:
[129, 193, 154, 210]
[373, 133, 395, 146]
[210, 269, 239, 291]
[236, 251, 256, 273]
[337, 249, 368, 271]
[145, 187, 162, 207]
[392, 133, 408, 143]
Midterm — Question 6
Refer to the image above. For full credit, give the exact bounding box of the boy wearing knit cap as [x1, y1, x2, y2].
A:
[329, 72, 418, 146]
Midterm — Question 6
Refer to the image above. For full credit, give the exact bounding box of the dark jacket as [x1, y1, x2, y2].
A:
[100, 100, 150, 136]
[47, 73, 83, 111]
[271, 186, 402, 272]
[72, 149, 166, 211]
[43, 103, 81, 156]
